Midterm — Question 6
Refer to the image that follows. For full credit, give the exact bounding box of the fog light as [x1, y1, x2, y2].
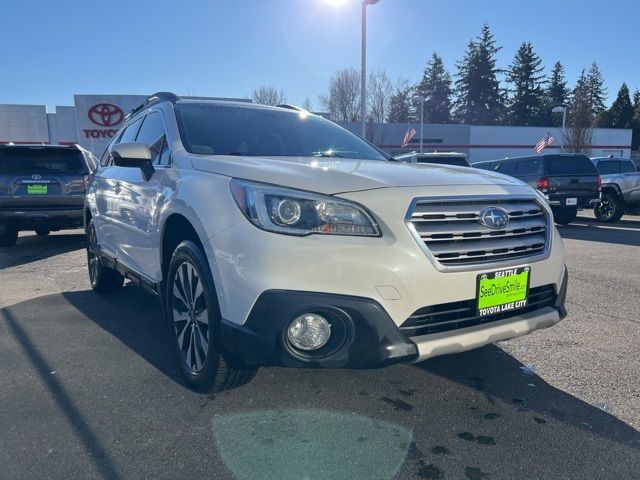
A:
[287, 313, 331, 351]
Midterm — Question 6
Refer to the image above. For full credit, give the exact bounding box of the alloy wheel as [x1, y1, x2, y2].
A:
[172, 261, 210, 372]
[596, 199, 614, 220]
[87, 225, 99, 284]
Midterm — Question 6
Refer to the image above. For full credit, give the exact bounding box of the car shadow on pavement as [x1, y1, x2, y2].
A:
[61, 285, 640, 452]
[416, 346, 640, 446]
[2, 285, 639, 479]
[0, 231, 85, 269]
[60, 285, 188, 388]
[558, 216, 640, 246]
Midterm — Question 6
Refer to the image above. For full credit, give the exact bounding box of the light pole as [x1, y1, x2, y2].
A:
[552, 106, 567, 151]
[361, 0, 379, 138]
[412, 95, 425, 153]
[323, 0, 379, 138]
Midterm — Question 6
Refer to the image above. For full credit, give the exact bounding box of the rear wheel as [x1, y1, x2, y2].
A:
[0, 224, 18, 247]
[86, 219, 124, 293]
[594, 192, 624, 223]
[35, 228, 50, 237]
[553, 207, 578, 225]
[166, 240, 256, 392]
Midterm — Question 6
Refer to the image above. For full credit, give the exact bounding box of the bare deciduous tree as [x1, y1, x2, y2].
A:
[252, 86, 287, 106]
[302, 98, 312, 111]
[565, 71, 593, 154]
[319, 68, 361, 122]
[367, 70, 393, 123]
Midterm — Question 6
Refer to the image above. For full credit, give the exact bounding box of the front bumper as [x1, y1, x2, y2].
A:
[221, 268, 568, 369]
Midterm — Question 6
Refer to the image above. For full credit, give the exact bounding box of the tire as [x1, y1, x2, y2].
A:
[0, 224, 18, 247]
[35, 228, 51, 237]
[165, 240, 257, 392]
[553, 207, 578, 226]
[594, 193, 624, 223]
[86, 219, 124, 293]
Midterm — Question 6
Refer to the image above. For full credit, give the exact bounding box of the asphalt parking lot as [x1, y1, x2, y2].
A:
[1, 214, 639, 480]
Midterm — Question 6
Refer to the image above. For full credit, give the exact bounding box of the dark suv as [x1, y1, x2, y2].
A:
[0, 144, 97, 246]
[474, 154, 600, 225]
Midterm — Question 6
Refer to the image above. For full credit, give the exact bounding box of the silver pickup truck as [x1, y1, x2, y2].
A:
[591, 157, 640, 222]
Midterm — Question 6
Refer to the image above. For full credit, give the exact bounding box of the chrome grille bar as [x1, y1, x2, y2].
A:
[407, 196, 551, 269]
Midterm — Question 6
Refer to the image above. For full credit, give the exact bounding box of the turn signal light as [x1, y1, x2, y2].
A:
[536, 178, 549, 190]
[83, 175, 91, 192]
[597, 176, 602, 191]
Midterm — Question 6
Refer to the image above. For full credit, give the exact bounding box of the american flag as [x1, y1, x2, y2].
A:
[402, 127, 417, 148]
[534, 132, 556, 154]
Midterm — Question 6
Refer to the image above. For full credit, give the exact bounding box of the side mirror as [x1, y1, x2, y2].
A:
[112, 142, 155, 180]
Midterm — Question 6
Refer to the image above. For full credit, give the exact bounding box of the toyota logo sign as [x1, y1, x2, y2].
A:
[88, 103, 124, 127]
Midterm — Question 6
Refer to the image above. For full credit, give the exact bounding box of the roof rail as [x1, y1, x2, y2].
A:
[126, 92, 181, 121]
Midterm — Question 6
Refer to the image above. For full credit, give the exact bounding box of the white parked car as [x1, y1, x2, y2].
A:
[84, 93, 568, 392]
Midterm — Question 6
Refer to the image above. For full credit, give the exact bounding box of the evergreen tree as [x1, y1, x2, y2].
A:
[416, 52, 453, 124]
[587, 62, 607, 116]
[596, 83, 634, 129]
[632, 89, 640, 151]
[545, 62, 570, 126]
[567, 70, 594, 153]
[387, 80, 412, 123]
[454, 23, 504, 125]
[506, 42, 546, 126]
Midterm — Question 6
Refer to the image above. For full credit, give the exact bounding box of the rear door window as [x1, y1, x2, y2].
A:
[620, 161, 637, 173]
[0, 148, 87, 174]
[515, 158, 542, 175]
[495, 161, 516, 175]
[547, 156, 598, 175]
[596, 161, 620, 174]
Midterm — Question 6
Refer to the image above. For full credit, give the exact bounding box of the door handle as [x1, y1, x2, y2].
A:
[114, 182, 121, 195]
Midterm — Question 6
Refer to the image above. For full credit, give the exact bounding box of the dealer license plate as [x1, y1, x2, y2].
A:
[27, 184, 48, 195]
[477, 267, 530, 317]
[566, 197, 577, 206]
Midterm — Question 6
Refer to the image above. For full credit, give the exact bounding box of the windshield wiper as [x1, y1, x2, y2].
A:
[313, 152, 348, 159]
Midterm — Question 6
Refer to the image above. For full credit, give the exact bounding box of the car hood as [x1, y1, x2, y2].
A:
[190, 155, 525, 195]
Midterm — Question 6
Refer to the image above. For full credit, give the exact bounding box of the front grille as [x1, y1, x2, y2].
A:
[408, 197, 549, 267]
[400, 284, 557, 336]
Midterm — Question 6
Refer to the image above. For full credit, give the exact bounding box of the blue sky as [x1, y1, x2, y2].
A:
[1, 0, 638, 110]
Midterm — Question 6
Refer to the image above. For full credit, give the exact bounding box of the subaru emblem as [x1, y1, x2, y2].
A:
[479, 207, 509, 229]
[32, 174, 42, 180]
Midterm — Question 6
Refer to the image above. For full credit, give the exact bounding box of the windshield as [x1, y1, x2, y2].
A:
[547, 155, 598, 176]
[175, 103, 388, 161]
[0, 147, 87, 174]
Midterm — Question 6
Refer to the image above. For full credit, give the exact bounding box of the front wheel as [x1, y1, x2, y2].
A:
[553, 207, 578, 225]
[594, 193, 624, 223]
[0, 224, 18, 247]
[166, 240, 256, 392]
[86, 219, 124, 293]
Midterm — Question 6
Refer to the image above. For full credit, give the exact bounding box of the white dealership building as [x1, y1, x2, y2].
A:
[0, 94, 633, 162]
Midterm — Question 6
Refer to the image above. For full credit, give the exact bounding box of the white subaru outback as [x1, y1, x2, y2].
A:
[84, 93, 568, 392]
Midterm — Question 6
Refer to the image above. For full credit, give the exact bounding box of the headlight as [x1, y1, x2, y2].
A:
[229, 179, 381, 237]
